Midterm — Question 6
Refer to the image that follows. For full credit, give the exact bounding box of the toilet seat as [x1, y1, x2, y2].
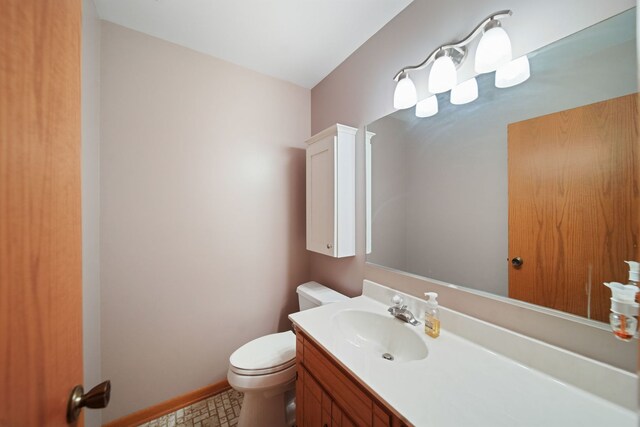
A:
[229, 331, 296, 377]
[227, 364, 296, 393]
[229, 358, 295, 376]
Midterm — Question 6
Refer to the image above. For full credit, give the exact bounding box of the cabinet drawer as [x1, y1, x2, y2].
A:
[303, 338, 373, 426]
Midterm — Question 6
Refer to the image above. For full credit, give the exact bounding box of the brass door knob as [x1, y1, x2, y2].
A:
[67, 380, 111, 423]
[511, 257, 524, 268]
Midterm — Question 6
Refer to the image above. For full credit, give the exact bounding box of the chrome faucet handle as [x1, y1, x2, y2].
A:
[391, 295, 404, 307]
[407, 316, 421, 326]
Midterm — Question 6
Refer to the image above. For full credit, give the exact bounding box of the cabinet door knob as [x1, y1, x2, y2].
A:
[327, 243, 333, 249]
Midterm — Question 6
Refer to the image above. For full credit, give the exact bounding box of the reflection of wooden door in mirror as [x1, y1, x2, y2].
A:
[508, 94, 638, 322]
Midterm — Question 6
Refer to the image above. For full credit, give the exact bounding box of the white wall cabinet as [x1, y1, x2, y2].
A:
[306, 124, 357, 257]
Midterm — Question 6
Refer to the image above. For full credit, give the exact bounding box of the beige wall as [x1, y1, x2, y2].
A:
[310, 0, 637, 371]
[100, 22, 310, 422]
[82, 1, 102, 426]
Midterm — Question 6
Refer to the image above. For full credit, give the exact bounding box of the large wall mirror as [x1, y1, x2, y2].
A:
[366, 7, 638, 324]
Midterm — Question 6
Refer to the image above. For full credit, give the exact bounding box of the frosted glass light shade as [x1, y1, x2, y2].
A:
[495, 55, 530, 88]
[393, 75, 417, 109]
[475, 25, 512, 73]
[415, 95, 438, 118]
[428, 55, 457, 94]
[450, 78, 478, 105]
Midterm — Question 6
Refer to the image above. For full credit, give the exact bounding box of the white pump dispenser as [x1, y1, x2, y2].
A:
[624, 261, 639, 284]
[604, 282, 639, 316]
[424, 292, 438, 309]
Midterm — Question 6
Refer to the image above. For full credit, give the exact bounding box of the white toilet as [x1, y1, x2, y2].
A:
[227, 281, 348, 427]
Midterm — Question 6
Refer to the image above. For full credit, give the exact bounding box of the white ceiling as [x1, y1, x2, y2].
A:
[94, 0, 413, 88]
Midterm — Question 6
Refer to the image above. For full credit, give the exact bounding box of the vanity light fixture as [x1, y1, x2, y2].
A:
[428, 51, 458, 94]
[415, 95, 438, 117]
[495, 55, 530, 88]
[393, 72, 418, 109]
[450, 77, 479, 105]
[392, 10, 527, 118]
[475, 20, 513, 73]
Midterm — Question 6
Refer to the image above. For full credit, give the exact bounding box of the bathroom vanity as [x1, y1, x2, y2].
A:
[289, 281, 637, 427]
[295, 329, 407, 426]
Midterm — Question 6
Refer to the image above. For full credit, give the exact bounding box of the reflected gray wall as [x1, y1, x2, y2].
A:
[404, 102, 508, 295]
[367, 118, 408, 271]
[368, 11, 637, 298]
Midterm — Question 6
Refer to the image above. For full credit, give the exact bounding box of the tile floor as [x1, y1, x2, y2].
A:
[139, 389, 243, 427]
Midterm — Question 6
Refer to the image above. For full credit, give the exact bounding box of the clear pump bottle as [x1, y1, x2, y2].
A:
[609, 312, 637, 341]
[604, 282, 639, 342]
[423, 292, 440, 338]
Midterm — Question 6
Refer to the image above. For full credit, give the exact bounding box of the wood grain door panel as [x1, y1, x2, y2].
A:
[508, 94, 638, 321]
[0, 0, 83, 425]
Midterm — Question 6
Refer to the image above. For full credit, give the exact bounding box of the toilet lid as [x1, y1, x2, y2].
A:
[229, 331, 296, 375]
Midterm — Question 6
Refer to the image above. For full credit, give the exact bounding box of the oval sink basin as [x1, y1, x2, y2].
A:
[332, 310, 428, 362]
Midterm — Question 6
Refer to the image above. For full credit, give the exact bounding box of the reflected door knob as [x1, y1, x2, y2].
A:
[511, 257, 524, 268]
[67, 380, 111, 423]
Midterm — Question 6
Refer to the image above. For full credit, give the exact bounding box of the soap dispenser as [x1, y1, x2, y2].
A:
[625, 261, 639, 286]
[624, 260, 639, 304]
[423, 292, 440, 338]
[604, 282, 639, 341]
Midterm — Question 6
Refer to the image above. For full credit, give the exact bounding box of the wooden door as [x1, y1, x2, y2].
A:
[508, 94, 638, 321]
[306, 135, 336, 257]
[0, 0, 84, 425]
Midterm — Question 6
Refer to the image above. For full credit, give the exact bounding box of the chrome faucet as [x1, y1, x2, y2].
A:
[388, 295, 421, 326]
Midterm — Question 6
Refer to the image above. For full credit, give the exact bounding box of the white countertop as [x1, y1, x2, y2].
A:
[289, 290, 637, 427]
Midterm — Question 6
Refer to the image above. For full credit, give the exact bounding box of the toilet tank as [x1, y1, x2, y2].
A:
[296, 281, 348, 311]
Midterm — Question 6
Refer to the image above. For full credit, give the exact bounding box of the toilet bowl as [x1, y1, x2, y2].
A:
[227, 282, 348, 427]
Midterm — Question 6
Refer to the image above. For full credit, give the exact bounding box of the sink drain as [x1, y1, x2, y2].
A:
[382, 353, 394, 361]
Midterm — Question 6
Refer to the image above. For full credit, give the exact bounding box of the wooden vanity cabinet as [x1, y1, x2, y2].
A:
[299, 367, 353, 427]
[295, 330, 409, 427]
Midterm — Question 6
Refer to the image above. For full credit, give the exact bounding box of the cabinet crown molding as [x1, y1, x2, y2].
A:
[305, 124, 357, 145]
